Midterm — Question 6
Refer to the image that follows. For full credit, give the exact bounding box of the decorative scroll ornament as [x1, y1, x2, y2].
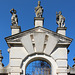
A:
[35, 1, 43, 17]
[56, 11, 65, 27]
[10, 8, 18, 26]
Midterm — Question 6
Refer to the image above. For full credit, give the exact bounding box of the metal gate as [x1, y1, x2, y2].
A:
[26, 60, 51, 75]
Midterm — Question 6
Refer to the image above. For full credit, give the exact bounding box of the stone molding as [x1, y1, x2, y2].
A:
[5, 27, 72, 43]
[34, 17, 44, 20]
[11, 26, 21, 29]
[21, 54, 58, 75]
[56, 27, 67, 32]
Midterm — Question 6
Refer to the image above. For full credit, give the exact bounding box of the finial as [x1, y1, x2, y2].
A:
[10, 8, 18, 26]
[35, 1, 43, 17]
[56, 11, 65, 27]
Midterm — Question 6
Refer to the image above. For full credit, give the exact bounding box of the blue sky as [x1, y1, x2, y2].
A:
[0, 0, 75, 67]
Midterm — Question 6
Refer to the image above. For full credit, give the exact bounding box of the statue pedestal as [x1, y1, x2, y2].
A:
[34, 17, 44, 27]
[56, 27, 67, 36]
[11, 26, 21, 35]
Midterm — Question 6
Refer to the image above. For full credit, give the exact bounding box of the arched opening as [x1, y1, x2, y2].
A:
[25, 60, 51, 75]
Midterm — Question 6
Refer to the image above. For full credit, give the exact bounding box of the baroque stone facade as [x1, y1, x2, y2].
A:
[0, 1, 75, 75]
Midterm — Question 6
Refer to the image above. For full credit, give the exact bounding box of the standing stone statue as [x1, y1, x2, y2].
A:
[10, 8, 18, 26]
[56, 11, 65, 27]
[35, 1, 43, 17]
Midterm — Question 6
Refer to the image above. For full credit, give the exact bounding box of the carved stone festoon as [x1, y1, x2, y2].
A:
[10, 8, 18, 26]
[56, 11, 65, 27]
[35, 1, 43, 17]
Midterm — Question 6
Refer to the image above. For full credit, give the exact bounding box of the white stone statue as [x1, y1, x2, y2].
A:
[56, 11, 65, 27]
[10, 8, 18, 26]
[35, 1, 43, 17]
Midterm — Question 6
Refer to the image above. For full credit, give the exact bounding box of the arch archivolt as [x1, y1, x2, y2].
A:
[21, 54, 58, 75]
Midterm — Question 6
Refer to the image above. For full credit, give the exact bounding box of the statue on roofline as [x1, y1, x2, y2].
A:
[56, 11, 65, 27]
[35, 1, 43, 17]
[10, 8, 18, 26]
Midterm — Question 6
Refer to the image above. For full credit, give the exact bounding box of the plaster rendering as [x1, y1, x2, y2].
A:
[0, 1, 75, 75]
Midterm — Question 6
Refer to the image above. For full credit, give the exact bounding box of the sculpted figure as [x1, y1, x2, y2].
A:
[10, 8, 18, 26]
[35, 1, 43, 17]
[56, 11, 65, 27]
